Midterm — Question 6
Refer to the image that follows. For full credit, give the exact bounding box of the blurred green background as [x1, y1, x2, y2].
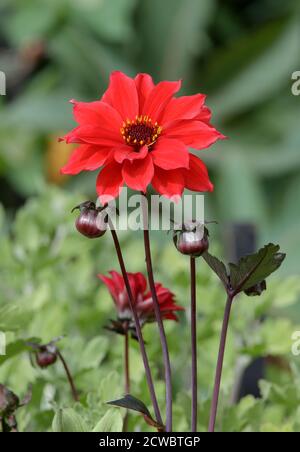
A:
[0, 0, 299, 273]
[0, 0, 300, 433]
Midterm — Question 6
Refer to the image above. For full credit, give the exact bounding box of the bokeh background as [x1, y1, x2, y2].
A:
[0, 0, 300, 433]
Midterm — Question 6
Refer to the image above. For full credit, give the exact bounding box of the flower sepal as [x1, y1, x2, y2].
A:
[104, 319, 139, 341]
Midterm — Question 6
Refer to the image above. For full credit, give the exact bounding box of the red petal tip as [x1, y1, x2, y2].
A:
[65, 136, 77, 144]
[219, 133, 228, 140]
[60, 167, 69, 175]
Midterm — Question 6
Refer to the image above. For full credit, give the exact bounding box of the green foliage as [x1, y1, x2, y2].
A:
[92, 409, 123, 433]
[52, 407, 88, 433]
[0, 0, 299, 432]
[0, 188, 299, 432]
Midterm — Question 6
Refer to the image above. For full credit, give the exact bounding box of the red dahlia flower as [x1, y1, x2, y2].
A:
[99, 270, 183, 327]
[61, 71, 225, 203]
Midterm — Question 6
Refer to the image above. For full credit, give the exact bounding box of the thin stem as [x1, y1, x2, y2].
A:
[57, 350, 79, 402]
[123, 330, 130, 432]
[140, 194, 173, 433]
[190, 257, 197, 432]
[208, 295, 233, 432]
[110, 228, 163, 426]
[124, 330, 130, 394]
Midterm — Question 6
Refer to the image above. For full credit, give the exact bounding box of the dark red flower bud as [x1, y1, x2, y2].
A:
[35, 350, 57, 368]
[173, 221, 209, 257]
[72, 201, 107, 239]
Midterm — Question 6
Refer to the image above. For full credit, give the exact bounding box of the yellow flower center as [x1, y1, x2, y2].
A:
[120, 116, 162, 147]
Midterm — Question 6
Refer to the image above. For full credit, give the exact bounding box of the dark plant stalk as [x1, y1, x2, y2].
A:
[57, 350, 79, 402]
[140, 193, 173, 433]
[190, 257, 197, 432]
[124, 329, 130, 394]
[123, 329, 130, 432]
[208, 295, 233, 432]
[110, 228, 163, 426]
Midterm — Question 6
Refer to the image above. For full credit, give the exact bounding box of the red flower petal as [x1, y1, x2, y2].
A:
[152, 167, 185, 199]
[101, 71, 139, 120]
[135, 73, 155, 113]
[96, 161, 124, 204]
[183, 154, 214, 192]
[100, 269, 183, 323]
[61, 145, 93, 175]
[65, 125, 122, 147]
[114, 144, 148, 164]
[98, 274, 119, 302]
[122, 153, 154, 192]
[71, 100, 123, 130]
[99, 271, 129, 311]
[127, 272, 147, 302]
[141, 283, 184, 320]
[61, 145, 110, 174]
[60, 126, 83, 144]
[142, 80, 181, 122]
[109, 270, 126, 292]
[84, 148, 113, 170]
[160, 94, 206, 125]
[162, 312, 179, 321]
[195, 105, 212, 124]
[133, 272, 148, 295]
[165, 120, 224, 149]
[151, 138, 189, 170]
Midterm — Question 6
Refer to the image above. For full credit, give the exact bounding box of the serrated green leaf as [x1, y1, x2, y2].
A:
[202, 252, 229, 289]
[229, 243, 286, 293]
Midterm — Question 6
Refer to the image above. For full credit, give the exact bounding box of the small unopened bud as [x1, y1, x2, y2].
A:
[36, 350, 57, 368]
[174, 221, 209, 258]
[72, 201, 107, 239]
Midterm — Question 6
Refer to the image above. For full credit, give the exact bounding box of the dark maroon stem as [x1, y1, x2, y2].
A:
[57, 350, 79, 402]
[140, 194, 173, 433]
[190, 257, 197, 432]
[208, 295, 233, 432]
[123, 330, 130, 432]
[110, 228, 163, 426]
[124, 330, 130, 394]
